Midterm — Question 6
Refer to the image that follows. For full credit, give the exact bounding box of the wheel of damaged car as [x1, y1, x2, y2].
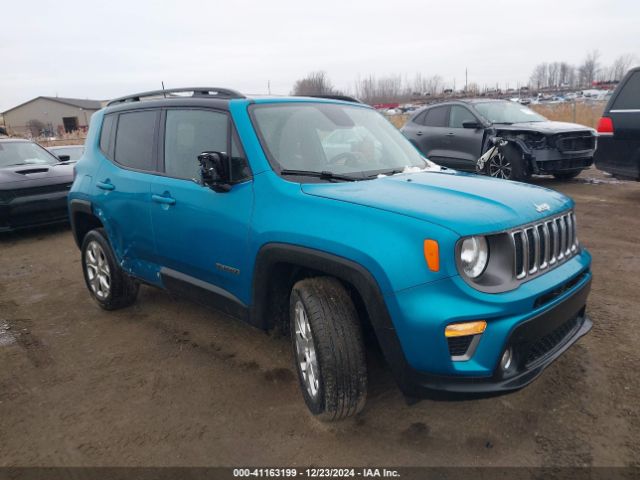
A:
[81, 228, 139, 310]
[487, 143, 530, 182]
[290, 277, 367, 421]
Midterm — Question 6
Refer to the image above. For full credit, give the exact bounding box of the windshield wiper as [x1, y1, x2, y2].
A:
[280, 169, 359, 182]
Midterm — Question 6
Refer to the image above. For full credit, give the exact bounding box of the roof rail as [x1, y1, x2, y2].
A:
[107, 87, 245, 106]
[302, 94, 362, 104]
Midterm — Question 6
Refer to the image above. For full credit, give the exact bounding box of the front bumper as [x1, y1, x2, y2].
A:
[378, 251, 592, 397]
[0, 188, 70, 232]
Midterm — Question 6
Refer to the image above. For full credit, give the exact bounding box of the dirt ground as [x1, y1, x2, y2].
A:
[1, 167, 639, 468]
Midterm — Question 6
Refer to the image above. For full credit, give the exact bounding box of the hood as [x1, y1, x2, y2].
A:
[495, 121, 595, 135]
[301, 170, 573, 236]
[0, 163, 74, 189]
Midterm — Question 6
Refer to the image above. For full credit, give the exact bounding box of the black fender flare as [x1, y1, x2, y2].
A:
[250, 243, 413, 389]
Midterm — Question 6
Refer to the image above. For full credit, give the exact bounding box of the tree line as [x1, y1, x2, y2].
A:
[291, 51, 637, 104]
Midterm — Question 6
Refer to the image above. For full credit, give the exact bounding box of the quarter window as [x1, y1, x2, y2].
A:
[612, 71, 640, 110]
[114, 110, 158, 170]
[99, 114, 115, 157]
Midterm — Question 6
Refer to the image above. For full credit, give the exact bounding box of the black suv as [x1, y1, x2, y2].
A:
[595, 67, 640, 180]
[401, 99, 597, 181]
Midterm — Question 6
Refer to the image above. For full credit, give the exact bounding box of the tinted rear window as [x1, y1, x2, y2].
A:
[114, 110, 158, 170]
[423, 106, 449, 127]
[612, 71, 640, 110]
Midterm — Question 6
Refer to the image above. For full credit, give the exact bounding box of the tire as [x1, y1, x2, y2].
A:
[486, 143, 530, 182]
[81, 228, 139, 310]
[553, 170, 582, 180]
[290, 277, 367, 421]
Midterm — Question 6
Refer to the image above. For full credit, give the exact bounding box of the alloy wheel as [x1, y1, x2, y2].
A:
[488, 152, 512, 179]
[293, 300, 320, 399]
[85, 241, 111, 299]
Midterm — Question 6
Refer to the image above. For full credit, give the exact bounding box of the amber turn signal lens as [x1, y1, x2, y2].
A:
[445, 321, 487, 338]
[423, 239, 439, 272]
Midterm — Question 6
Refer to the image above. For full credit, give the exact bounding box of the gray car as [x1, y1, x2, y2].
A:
[401, 99, 596, 181]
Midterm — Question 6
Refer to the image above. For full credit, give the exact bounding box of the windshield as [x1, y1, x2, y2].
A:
[251, 103, 427, 178]
[474, 101, 546, 124]
[0, 142, 58, 168]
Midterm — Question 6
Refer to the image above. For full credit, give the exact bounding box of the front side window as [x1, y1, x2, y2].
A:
[114, 110, 158, 170]
[449, 106, 478, 128]
[0, 141, 58, 167]
[164, 109, 228, 181]
[251, 103, 426, 177]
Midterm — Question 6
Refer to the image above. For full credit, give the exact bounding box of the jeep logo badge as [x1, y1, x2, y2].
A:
[534, 203, 550, 213]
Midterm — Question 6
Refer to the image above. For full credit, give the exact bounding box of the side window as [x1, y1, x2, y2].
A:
[114, 110, 158, 170]
[612, 71, 640, 110]
[449, 106, 477, 128]
[164, 109, 228, 181]
[423, 106, 449, 127]
[99, 114, 115, 157]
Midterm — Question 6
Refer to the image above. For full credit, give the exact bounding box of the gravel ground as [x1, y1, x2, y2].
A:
[0, 167, 638, 467]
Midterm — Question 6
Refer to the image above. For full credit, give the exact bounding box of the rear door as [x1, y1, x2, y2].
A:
[605, 70, 640, 176]
[406, 105, 451, 165]
[445, 105, 485, 170]
[93, 109, 158, 283]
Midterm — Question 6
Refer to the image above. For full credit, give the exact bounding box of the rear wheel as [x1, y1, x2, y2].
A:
[290, 277, 367, 421]
[81, 228, 139, 310]
[553, 170, 582, 180]
[487, 143, 530, 182]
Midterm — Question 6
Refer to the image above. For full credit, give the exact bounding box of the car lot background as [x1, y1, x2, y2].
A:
[0, 168, 638, 467]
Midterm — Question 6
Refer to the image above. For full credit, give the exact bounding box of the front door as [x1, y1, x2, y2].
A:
[445, 105, 485, 170]
[150, 108, 254, 306]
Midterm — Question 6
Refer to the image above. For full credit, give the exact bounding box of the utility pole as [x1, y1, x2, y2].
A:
[465, 68, 468, 93]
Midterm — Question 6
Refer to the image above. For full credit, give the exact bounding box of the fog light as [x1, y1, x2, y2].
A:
[500, 347, 513, 371]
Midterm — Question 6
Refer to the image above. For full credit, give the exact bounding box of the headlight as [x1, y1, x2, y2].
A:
[460, 236, 489, 279]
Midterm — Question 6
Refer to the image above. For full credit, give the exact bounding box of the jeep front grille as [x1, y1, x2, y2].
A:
[510, 212, 578, 281]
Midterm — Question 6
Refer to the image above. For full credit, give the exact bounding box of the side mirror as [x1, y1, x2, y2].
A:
[462, 121, 482, 129]
[198, 151, 231, 193]
[58, 154, 71, 162]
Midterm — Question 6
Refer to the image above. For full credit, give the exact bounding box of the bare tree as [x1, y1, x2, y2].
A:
[291, 71, 337, 96]
[354, 75, 410, 104]
[578, 50, 600, 87]
[610, 54, 637, 81]
[530, 63, 549, 90]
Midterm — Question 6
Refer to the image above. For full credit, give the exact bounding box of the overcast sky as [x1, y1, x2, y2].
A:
[1, 0, 638, 111]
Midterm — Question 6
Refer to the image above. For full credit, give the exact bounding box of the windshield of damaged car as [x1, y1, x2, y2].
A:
[0, 142, 58, 167]
[474, 101, 546, 124]
[251, 103, 427, 178]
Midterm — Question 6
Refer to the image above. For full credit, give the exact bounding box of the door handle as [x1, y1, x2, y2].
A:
[416, 131, 423, 136]
[152, 194, 176, 206]
[96, 180, 115, 191]
[446, 132, 456, 136]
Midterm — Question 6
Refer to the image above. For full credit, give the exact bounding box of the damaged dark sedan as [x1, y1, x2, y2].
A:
[401, 99, 597, 181]
[0, 139, 74, 232]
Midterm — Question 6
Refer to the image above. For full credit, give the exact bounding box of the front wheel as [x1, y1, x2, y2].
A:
[290, 277, 367, 421]
[486, 143, 530, 182]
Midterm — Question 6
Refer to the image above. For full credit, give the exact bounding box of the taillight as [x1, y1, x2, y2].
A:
[597, 116, 614, 135]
